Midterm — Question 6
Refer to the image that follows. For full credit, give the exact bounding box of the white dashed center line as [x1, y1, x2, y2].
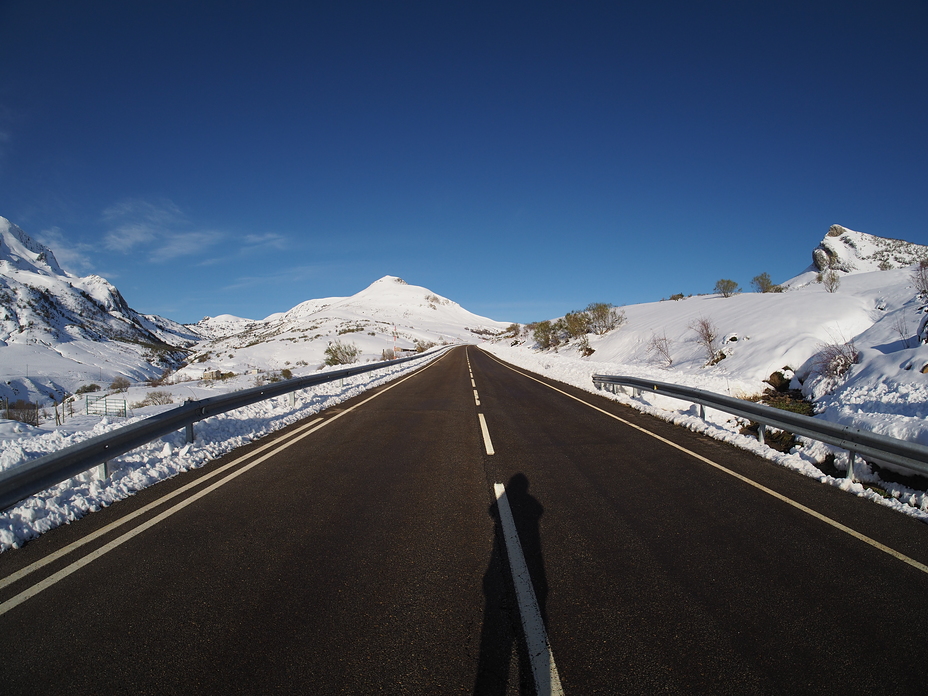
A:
[478, 413, 495, 455]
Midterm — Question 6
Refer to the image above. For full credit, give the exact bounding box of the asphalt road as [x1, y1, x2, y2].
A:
[2, 345, 928, 694]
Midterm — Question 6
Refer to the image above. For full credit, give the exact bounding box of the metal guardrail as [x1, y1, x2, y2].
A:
[0, 348, 450, 512]
[592, 374, 928, 481]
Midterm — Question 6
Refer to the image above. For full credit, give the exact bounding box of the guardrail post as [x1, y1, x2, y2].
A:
[846, 451, 856, 481]
[186, 422, 195, 444]
[699, 404, 705, 420]
[96, 460, 110, 480]
[290, 391, 296, 407]
[758, 424, 766, 446]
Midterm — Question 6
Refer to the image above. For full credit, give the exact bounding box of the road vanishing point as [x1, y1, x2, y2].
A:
[2, 346, 928, 694]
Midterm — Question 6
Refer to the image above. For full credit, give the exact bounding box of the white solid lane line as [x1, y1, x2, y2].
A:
[494, 482, 564, 696]
[478, 413, 495, 455]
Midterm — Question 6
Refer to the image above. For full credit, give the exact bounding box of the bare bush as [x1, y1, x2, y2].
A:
[4, 399, 40, 426]
[148, 368, 174, 387]
[689, 316, 720, 365]
[577, 335, 595, 357]
[912, 259, 928, 295]
[110, 376, 131, 393]
[132, 391, 175, 408]
[892, 314, 911, 348]
[818, 270, 841, 293]
[815, 340, 859, 378]
[647, 332, 674, 367]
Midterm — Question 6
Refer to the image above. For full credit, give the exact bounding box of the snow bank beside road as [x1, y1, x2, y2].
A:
[479, 343, 928, 524]
[0, 353, 446, 552]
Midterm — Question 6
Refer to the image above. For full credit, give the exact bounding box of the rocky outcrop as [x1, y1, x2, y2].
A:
[812, 224, 928, 273]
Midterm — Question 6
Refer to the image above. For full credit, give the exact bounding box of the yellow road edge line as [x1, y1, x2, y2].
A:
[479, 349, 928, 576]
[0, 350, 453, 610]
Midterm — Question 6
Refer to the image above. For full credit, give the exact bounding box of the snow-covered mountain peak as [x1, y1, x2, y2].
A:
[812, 224, 928, 274]
[0, 216, 67, 277]
[179, 276, 510, 379]
[0, 216, 199, 401]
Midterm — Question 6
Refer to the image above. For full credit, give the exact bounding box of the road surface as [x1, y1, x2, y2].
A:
[2, 346, 927, 694]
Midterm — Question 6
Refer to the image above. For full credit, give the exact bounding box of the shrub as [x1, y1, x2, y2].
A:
[110, 376, 131, 393]
[815, 340, 859, 378]
[324, 340, 360, 366]
[381, 348, 395, 361]
[818, 270, 841, 293]
[280, 368, 293, 380]
[505, 323, 521, 337]
[647, 332, 674, 367]
[563, 311, 591, 339]
[4, 399, 40, 426]
[577, 335, 595, 357]
[751, 272, 782, 293]
[689, 316, 720, 365]
[132, 390, 174, 408]
[148, 369, 174, 387]
[714, 279, 740, 298]
[76, 383, 101, 395]
[531, 320, 558, 349]
[415, 340, 437, 353]
[585, 303, 626, 335]
[912, 259, 928, 295]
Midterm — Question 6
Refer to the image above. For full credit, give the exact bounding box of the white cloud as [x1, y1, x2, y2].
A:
[104, 222, 157, 252]
[222, 264, 324, 292]
[102, 198, 223, 262]
[242, 232, 288, 251]
[150, 230, 224, 262]
[35, 226, 96, 274]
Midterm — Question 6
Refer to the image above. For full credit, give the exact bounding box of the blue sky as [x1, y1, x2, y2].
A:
[1, 1, 926, 325]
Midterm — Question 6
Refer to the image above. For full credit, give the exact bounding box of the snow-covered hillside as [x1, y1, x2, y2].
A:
[810, 224, 927, 274]
[0, 217, 198, 403]
[176, 276, 511, 380]
[481, 224, 928, 514]
[3, 219, 928, 551]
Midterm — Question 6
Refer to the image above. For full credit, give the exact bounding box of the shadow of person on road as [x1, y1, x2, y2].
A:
[473, 473, 548, 695]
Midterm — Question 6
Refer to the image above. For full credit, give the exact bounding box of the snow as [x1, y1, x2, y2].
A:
[2, 218, 928, 551]
[479, 238, 928, 524]
[0, 351, 451, 550]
